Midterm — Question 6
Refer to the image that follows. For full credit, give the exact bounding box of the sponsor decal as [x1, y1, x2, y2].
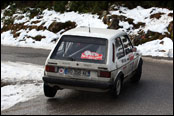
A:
[121, 59, 127, 63]
[123, 66, 127, 70]
[59, 68, 64, 74]
[129, 54, 134, 61]
[81, 50, 103, 60]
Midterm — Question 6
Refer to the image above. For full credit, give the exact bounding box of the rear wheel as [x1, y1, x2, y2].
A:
[44, 83, 57, 97]
[131, 58, 143, 83]
[111, 76, 122, 97]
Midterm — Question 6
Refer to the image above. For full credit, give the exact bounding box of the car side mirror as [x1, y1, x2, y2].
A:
[132, 47, 137, 52]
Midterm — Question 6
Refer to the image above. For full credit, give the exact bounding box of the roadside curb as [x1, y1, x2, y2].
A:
[142, 56, 173, 61]
[142, 56, 173, 64]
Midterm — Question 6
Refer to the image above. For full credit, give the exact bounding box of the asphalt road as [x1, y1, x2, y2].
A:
[1, 45, 173, 115]
[1, 45, 50, 65]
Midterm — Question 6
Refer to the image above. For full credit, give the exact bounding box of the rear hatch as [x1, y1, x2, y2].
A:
[45, 35, 110, 81]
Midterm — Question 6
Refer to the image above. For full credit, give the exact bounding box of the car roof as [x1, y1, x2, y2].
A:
[63, 27, 126, 40]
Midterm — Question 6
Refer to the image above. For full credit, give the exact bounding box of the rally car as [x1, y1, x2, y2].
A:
[42, 27, 143, 97]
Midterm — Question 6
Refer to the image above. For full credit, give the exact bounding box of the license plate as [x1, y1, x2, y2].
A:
[74, 69, 81, 75]
[64, 68, 90, 77]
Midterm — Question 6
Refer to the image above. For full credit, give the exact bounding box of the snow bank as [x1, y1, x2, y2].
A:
[1, 61, 44, 83]
[1, 84, 43, 111]
[1, 30, 57, 50]
[136, 37, 173, 57]
[1, 61, 44, 111]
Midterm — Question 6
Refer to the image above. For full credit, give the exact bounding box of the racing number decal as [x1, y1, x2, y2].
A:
[81, 50, 103, 60]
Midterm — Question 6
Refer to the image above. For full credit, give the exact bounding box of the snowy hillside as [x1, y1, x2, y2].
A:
[109, 6, 173, 35]
[137, 37, 173, 57]
[1, 5, 173, 57]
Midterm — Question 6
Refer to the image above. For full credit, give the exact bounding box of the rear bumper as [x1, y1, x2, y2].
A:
[43, 76, 112, 90]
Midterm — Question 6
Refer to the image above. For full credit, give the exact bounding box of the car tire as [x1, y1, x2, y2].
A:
[131, 58, 143, 83]
[44, 83, 57, 97]
[111, 75, 122, 97]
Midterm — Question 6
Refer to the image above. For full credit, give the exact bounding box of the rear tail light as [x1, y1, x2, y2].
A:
[45, 65, 56, 72]
[98, 71, 111, 78]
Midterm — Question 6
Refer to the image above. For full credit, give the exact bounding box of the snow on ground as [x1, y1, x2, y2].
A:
[1, 61, 44, 83]
[110, 6, 173, 34]
[1, 29, 58, 50]
[1, 83, 43, 111]
[1, 61, 44, 111]
[136, 37, 173, 57]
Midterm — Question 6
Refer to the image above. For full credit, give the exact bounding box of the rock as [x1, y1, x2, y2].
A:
[150, 8, 156, 14]
[31, 20, 41, 24]
[159, 41, 164, 45]
[168, 13, 173, 17]
[108, 18, 120, 29]
[167, 21, 173, 40]
[37, 15, 43, 19]
[32, 35, 46, 41]
[13, 32, 20, 38]
[150, 13, 165, 19]
[159, 50, 166, 52]
[134, 22, 145, 29]
[48, 21, 76, 33]
[102, 15, 108, 24]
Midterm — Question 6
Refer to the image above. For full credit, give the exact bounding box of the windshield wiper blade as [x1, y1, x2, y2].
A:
[64, 56, 76, 61]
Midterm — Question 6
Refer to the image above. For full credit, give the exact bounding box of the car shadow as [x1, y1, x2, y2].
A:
[45, 79, 150, 114]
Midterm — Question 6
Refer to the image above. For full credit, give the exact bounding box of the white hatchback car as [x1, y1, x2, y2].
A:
[43, 27, 143, 97]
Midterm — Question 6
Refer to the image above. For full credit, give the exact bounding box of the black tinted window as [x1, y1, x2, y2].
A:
[120, 35, 133, 54]
[115, 37, 125, 59]
[50, 35, 108, 64]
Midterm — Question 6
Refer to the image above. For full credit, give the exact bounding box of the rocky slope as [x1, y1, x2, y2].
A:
[1, 5, 173, 57]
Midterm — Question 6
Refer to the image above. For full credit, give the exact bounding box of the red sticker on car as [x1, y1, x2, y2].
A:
[59, 68, 64, 74]
[81, 51, 103, 60]
[129, 54, 134, 61]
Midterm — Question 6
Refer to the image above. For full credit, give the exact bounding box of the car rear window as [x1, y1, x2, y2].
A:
[50, 35, 108, 64]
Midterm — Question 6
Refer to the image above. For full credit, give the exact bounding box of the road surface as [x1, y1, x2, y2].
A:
[1, 45, 173, 115]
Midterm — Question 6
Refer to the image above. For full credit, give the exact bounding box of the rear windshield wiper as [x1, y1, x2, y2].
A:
[63, 56, 76, 61]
